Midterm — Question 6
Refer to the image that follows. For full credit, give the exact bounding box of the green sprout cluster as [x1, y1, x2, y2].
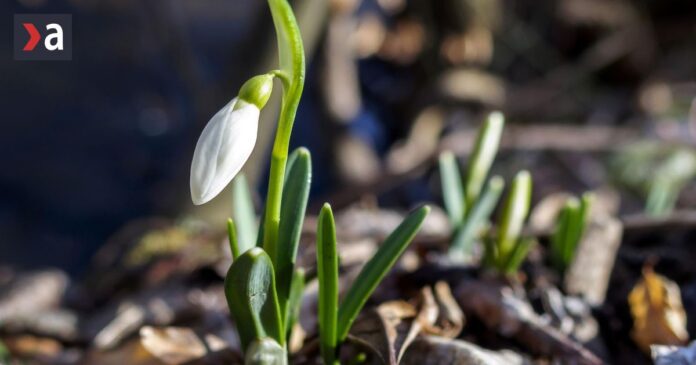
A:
[550, 193, 593, 272]
[439, 113, 535, 274]
[439, 112, 504, 259]
[217, 1, 429, 363]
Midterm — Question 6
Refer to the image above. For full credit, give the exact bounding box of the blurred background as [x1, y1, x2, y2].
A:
[1, 0, 696, 275]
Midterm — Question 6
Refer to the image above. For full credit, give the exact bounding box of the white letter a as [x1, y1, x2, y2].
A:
[45, 23, 64, 51]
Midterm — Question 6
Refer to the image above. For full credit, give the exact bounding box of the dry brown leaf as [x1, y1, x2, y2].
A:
[139, 326, 206, 365]
[629, 267, 689, 353]
[402, 336, 529, 365]
[3, 335, 62, 358]
[347, 283, 464, 364]
[421, 282, 464, 338]
[348, 300, 421, 365]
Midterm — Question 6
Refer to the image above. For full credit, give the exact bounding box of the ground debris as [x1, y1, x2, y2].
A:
[455, 279, 603, 364]
[402, 336, 529, 365]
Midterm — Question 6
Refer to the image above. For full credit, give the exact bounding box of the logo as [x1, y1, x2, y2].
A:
[14, 14, 72, 61]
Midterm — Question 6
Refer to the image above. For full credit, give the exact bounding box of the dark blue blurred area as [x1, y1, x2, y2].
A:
[0, 0, 292, 273]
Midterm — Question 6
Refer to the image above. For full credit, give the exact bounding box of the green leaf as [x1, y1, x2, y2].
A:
[562, 200, 583, 265]
[551, 200, 573, 269]
[496, 170, 532, 263]
[233, 174, 258, 255]
[449, 176, 504, 258]
[228, 218, 240, 260]
[285, 268, 305, 336]
[336, 205, 430, 341]
[465, 112, 504, 208]
[275, 147, 311, 322]
[225, 248, 284, 351]
[317, 204, 339, 365]
[244, 337, 287, 365]
[504, 238, 536, 273]
[438, 151, 465, 226]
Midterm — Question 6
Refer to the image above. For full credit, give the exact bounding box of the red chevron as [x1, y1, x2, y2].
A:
[22, 23, 40, 51]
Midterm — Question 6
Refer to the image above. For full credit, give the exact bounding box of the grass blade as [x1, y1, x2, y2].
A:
[438, 151, 465, 226]
[224, 248, 284, 351]
[317, 204, 339, 365]
[465, 112, 504, 208]
[275, 147, 311, 322]
[336, 205, 430, 341]
[496, 170, 532, 264]
[228, 218, 240, 260]
[504, 237, 536, 273]
[449, 176, 504, 258]
[233, 174, 258, 255]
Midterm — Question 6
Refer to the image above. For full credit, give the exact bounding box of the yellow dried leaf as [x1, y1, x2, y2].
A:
[628, 267, 688, 353]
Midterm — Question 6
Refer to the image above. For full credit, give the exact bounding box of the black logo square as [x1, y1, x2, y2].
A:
[14, 14, 72, 61]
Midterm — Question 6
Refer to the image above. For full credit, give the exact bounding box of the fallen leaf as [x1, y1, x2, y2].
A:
[629, 267, 689, 353]
[420, 282, 464, 338]
[348, 300, 420, 365]
[3, 335, 62, 358]
[139, 326, 206, 365]
[402, 336, 529, 365]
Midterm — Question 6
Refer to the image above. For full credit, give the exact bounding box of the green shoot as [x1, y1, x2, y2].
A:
[485, 170, 533, 274]
[464, 111, 504, 208]
[227, 218, 240, 260]
[439, 151, 465, 226]
[317, 204, 340, 365]
[439, 112, 505, 260]
[449, 176, 505, 258]
[550, 193, 593, 271]
[275, 147, 311, 324]
[336, 205, 430, 341]
[284, 268, 305, 336]
[233, 174, 258, 255]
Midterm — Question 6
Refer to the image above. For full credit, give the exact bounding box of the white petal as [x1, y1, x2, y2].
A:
[190, 98, 260, 205]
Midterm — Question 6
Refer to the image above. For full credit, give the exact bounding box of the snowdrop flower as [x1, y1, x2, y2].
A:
[191, 74, 274, 205]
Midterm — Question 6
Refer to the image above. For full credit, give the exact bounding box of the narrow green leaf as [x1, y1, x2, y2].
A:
[244, 337, 287, 365]
[438, 151, 465, 226]
[276, 148, 311, 322]
[504, 238, 536, 273]
[465, 112, 504, 208]
[228, 218, 240, 260]
[450, 176, 504, 258]
[496, 170, 532, 262]
[285, 268, 305, 336]
[317, 204, 339, 365]
[562, 200, 583, 265]
[233, 174, 258, 255]
[336, 205, 430, 341]
[551, 202, 572, 269]
[225, 248, 284, 351]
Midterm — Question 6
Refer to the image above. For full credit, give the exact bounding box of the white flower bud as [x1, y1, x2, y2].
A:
[190, 97, 259, 205]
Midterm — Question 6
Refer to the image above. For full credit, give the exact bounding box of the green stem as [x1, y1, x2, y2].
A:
[262, 0, 306, 263]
